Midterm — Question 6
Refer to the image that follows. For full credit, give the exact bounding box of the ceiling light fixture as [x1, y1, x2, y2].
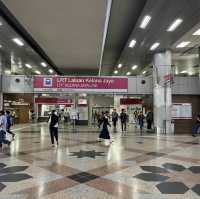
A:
[142, 71, 147, 74]
[118, 64, 122, 68]
[126, 71, 131, 76]
[41, 62, 47, 67]
[176, 41, 191, 48]
[35, 70, 41, 75]
[167, 18, 183, 32]
[114, 70, 118, 74]
[129, 39, 136, 48]
[0, 44, 2, 48]
[25, 64, 32, 69]
[193, 28, 200, 35]
[180, 70, 187, 74]
[48, 69, 53, 74]
[150, 42, 160, 51]
[0, 21, 2, 26]
[132, 65, 138, 70]
[140, 15, 152, 29]
[12, 38, 24, 46]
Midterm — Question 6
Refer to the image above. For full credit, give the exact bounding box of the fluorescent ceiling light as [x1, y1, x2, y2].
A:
[167, 18, 183, 32]
[12, 38, 24, 46]
[176, 41, 190, 48]
[132, 65, 138, 70]
[25, 64, 32, 69]
[129, 39, 136, 48]
[150, 42, 160, 51]
[140, 15, 151, 29]
[48, 69, 53, 74]
[118, 64, 122, 68]
[193, 28, 200, 35]
[142, 71, 147, 74]
[41, 62, 47, 67]
[35, 70, 41, 75]
[114, 70, 118, 74]
[180, 70, 187, 74]
[126, 71, 131, 76]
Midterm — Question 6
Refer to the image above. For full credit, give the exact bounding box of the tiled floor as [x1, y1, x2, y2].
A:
[0, 123, 200, 199]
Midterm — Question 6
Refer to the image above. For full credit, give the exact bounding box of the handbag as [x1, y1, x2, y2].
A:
[5, 131, 13, 142]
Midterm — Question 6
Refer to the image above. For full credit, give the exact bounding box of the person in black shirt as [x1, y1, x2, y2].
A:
[120, 109, 128, 135]
[192, 114, 200, 137]
[48, 110, 59, 147]
[98, 111, 112, 143]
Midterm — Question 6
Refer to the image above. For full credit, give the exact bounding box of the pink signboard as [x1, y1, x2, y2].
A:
[34, 76, 128, 93]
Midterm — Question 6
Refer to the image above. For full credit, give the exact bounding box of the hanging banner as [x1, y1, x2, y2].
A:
[34, 76, 128, 93]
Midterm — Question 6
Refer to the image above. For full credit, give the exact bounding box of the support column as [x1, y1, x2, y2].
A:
[153, 51, 173, 134]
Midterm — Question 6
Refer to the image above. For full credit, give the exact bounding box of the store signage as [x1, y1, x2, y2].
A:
[34, 76, 128, 93]
[172, 103, 192, 119]
[35, 97, 73, 105]
[120, 98, 143, 105]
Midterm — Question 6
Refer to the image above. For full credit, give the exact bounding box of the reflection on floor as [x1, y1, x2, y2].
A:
[0, 123, 200, 199]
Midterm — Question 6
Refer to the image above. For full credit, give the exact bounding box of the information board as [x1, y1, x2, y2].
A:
[172, 103, 192, 119]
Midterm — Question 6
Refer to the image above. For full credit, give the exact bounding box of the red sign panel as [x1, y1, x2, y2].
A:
[35, 97, 73, 105]
[34, 76, 128, 93]
[120, 98, 143, 105]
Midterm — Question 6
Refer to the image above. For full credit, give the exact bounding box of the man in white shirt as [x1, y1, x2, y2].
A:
[0, 111, 10, 148]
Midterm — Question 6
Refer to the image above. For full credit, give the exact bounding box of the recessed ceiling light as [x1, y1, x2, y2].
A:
[48, 69, 53, 74]
[41, 62, 47, 67]
[132, 65, 138, 70]
[150, 42, 160, 51]
[12, 38, 24, 46]
[176, 41, 191, 48]
[25, 64, 32, 69]
[193, 28, 200, 35]
[114, 70, 118, 74]
[180, 70, 187, 74]
[140, 15, 152, 29]
[118, 64, 122, 68]
[129, 39, 136, 48]
[142, 71, 147, 74]
[126, 71, 131, 76]
[35, 70, 41, 75]
[167, 18, 183, 32]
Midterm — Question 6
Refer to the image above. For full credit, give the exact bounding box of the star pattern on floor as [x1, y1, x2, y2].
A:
[134, 163, 200, 195]
[70, 150, 105, 159]
[0, 163, 32, 192]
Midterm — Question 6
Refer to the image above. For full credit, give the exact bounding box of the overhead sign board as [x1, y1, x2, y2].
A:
[34, 76, 128, 93]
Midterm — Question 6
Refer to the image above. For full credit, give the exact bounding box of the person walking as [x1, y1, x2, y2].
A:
[138, 111, 145, 135]
[120, 109, 128, 136]
[192, 114, 200, 137]
[6, 111, 15, 139]
[146, 110, 153, 131]
[112, 109, 118, 132]
[98, 111, 112, 143]
[48, 110, 59, 147]
[0, 111, 11, 148]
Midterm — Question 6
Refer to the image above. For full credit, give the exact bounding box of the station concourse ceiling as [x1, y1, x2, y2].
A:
[0, 0, 200, 76]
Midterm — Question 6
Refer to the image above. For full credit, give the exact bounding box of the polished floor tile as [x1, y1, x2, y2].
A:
[0, 123, 199, 198]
